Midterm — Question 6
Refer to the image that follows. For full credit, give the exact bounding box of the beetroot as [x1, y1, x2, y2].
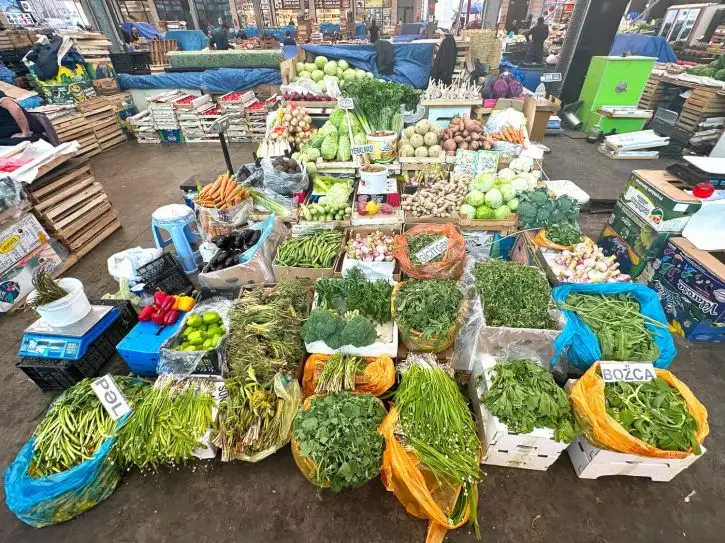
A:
[508, 79, 523, 98]
[492, 79, 509, 99]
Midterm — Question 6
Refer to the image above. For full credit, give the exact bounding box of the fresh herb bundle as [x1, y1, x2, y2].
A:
[315, 267, 392, 324]
[343, 78, 421, 133]
[406, 233, 446, 264]
[558, 293, 662, 361]
[605, 378, 701, 454]
[480, 359, 577, 442]
[394, 279, 462, 338]
[545, 222, 583, 246]
[315, 353, 363, 394]
[294, 392, 385, 491]
[473, 259, 554, 329]
[395, 355, 481, 536]
[29, 271, 68, 310]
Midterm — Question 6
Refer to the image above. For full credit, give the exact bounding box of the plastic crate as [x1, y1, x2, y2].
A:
[137, 253, 193, 296]
[110, 52, 151, 75]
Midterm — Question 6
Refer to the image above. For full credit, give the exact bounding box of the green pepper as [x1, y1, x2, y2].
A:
[202, 338, 213, 350]
[206, 324, 223, 336]
[186, 314, 203, 328]
[189, 336, 204, 346]
[202, 312, 220, 324]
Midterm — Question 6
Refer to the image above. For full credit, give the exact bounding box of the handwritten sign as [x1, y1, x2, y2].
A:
[414, 237, 449, 264]
[91, 375, 132, 421]
[600, 362, 656, 383]
[352, 144, 374, 156]
[338, 97, 354, 110]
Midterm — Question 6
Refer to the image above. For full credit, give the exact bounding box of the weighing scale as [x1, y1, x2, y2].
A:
[667, 156, 725, 188]
[18, 305, 120, 361]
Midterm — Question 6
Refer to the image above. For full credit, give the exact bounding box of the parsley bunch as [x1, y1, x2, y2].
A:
[342, 77, 421, 132]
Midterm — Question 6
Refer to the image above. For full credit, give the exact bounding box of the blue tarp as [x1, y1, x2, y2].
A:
[244, 25, 295, 40]
[118, 68, 281, 92]
[609, 34, 677, 63]
[301, 43, 433, 89]
[165, 30, 208, 51]
[121, 22, 162, 40]
[283, 44, 298, 59]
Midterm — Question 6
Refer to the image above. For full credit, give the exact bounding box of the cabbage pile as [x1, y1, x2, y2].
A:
[295, 107, 366, 165]
[295, 56, 373, 95]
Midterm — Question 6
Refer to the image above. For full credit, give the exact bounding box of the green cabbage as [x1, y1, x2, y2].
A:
[329, 109, 345, 128]
[470, 172, 495, 193]
[321, 135, 338, 160]
[319, 123, 338, 138]
[484, 188, 503, 209]
[459, 204, 476, 219]
[327, 181, 353, 205]
[337, 134, 351, 161]
[493, 204, 511, 220]
[465, 189, 485, 207]
[306, 148, 321, 162]
[475, 205, 494, 220]
[508, 197, 519, 211]
[500, 183, 516, 202]
[353, 132, 366, 146]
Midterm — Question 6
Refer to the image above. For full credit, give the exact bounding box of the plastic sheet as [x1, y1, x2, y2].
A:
[570, 362, 708, 459]
[301, 354, 395, 397]
[195, 199, 253, 240]
[609, 34, 677, 62]
[107, 247, 163, 283]
[164, 30, 209, 51]
[393, 224, 466, 280]
[261, 157, 309, 197]
[552, 282, 676, 371]
[0, 175, 28, 228]
[118, 68, 282, 92]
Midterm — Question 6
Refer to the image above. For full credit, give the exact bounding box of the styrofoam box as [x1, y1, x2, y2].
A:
[568, 436, 705, 482]
[468, 356, 568, 470]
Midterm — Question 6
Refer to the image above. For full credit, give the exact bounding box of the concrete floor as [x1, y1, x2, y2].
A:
[0, 138, 723, 543]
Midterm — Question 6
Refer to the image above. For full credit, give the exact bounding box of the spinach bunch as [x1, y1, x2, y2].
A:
[394, 279, 462, 338]
[406, 234, 447, 264]
[315, 267, 392, 324]
[545, 222, 583, 246]
[294, 392, 386, 491]
[480, 359, 577, 443]
[605, 378, 701, 454]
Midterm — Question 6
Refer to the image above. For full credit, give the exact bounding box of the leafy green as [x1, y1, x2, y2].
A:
[315, 267, 392, 324]
[394, 279, 462, 338]
[337, 134, 351, 162]
[605, 378, 701, 454]
[545, 222, 583, 246]
[405, 233, 446, 264]
[315, 353, 363, 394]
[293, 392, 386, 491]
[342, 78, 421, 132]
[321, 134, 338, 160]
[517, 188, 579, 229]
[480, 359, 577, 442]
[473, 259, 554, 329]
[302, 308, 377, 348]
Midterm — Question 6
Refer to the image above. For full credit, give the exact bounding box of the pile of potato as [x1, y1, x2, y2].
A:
[399, 119, 443, 159]
[441, 114, 495, 154]
[401, 174, 468, 217]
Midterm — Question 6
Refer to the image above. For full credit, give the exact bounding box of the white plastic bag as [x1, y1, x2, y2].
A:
[107, 247, 162, 283]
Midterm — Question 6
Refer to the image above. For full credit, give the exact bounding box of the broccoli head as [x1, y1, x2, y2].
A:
[530, 188, 549, 206]
[340, 315, 377, 347]
[516, 200, 537, 221]
[557, 196, 575, 213]
[302, 309, 342, 344]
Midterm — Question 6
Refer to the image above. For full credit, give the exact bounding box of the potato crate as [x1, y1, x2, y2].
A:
[468, 358, 568, 470]
[568, 436, 705, 482]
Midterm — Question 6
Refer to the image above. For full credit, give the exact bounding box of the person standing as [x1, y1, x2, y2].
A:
[369, 18, 379, 43]
[523, 16, 549, 63]
[210, 23, 231, 50]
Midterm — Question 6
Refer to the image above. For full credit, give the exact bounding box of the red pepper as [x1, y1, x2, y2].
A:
[138, 305, 155, 322]
[151, 311, 166, 326]
[153, 291, 169, 306]
[163, 310, 180, 325]
[161, 296, 176, 312]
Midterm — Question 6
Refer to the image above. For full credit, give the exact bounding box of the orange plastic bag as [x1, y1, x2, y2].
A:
[301, 354, 395, 397]
[570, 362, 709, 459]
[393, 224, 466, 279]
[380, 407, 475, 543]
[533, 230, 592, 252]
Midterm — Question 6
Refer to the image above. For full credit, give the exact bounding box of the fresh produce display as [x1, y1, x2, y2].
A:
[137, 290, 189, 326]
[552, 242, 631, 283]
[300, 199, 353, 222]
[440, 114, 494, 153]
[271, 103, 316, 152]
[489, 124, 527, 145]
[311, 108, 366, 163]
[688, 55, 725, 81]
[172, 311, 225, 352]
[314, 353, 363, 394]
[422, 75, 481, 100]
[196, 173, 250, 209]
[310, 175, 354, 201]
[248, 188, 292, 217]
[28, 271, 68, 310]
[458, 170, 520, 221]
[406, 163, 447, 187]
[545, 222, 583, 246]
[315, 267, 393, 324]
[355, 194, 396, 216]
[394, 355, 481, 535]
[226, 282, 308, 382]
[302, 308, 378, 348]
[516, 187, 580, 229]
[473, 260, 554, 329]
[293, 392, 386, 491]
[29, 378, 148, 478]
[116, 375, 216, 470]
[558, 293, 662, 361]
[270, 155, 301, 174]
[273, 230, 343, 268]
[480, 359, 577, 442]
[393, 279, 462, 339]
[295, 56, 374, 95]
[205, 229, 262, 272]
[604, 378, 702, 454]
[406, 233, 446, 264]
[399, 119, 443, 159]
[345, 231, 394, 262]
[342, 77, 422, 133]
[401, 171, 468, 218]
[283, 92, 336, 102]
[483, 72, 524, 99]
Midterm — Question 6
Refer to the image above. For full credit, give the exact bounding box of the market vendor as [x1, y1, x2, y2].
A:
[369, 18, 379, 43]
[523, 16, 549, 64]
[0, 91, 38, 145]
[210, 24, 231, 50]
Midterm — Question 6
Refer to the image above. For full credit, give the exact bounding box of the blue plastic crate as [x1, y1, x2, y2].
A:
[116, 318, 185, 376]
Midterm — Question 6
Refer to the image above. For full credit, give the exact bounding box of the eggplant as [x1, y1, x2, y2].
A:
[247, 230, 261, 247]
[224, 255, 236, 268]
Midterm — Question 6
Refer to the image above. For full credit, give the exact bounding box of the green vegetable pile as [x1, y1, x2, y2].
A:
[405, 233, 446, 264]
[480, 359, 577, 442]
[315, 353, 363, 394]
[312, 108, 366, 162]
[30, 377, 148, 478]
[342, 77, 421, 133]
[274, 230, 342, 268]
[605, 378, 701, 454]
[394, 279, 463, 338]
[473, 260, 554, 329]
[315, 267, 392, 324]
[294, 392, 386, 491]
[558, 293, 662, 361]
[302, 308, 377, 348]
[395, 355, 480, 535]
[688, 55, 725, 81]
[516, 187, 579, 229]
[545, 222, 583, 246]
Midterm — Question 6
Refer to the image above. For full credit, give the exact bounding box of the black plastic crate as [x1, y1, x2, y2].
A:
[110, 52, 151, 75]
[16, 357, 85, 391]
[137, 253, 194, 296]
[89, 298, 137, 333]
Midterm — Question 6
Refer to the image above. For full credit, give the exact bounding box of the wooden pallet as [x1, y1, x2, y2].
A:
[149, 39, 177, 66]
[676, 86, 725, 132]
[638, 74, 665, 109]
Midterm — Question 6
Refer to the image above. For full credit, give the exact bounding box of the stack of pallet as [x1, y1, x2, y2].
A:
[26, 158, 121, 256]
[42, 106, 101, 158]
[128, 110, 160, 143]
[0, 29, 35, 50]
[76, 97, 126, 152]
[149, 39, 177, 71]
[639, 73, 665, 110]
[676, 85, 725, 134]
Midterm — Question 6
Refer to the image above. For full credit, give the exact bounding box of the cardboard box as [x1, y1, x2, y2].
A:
[0, 243, 64, 313]
[0, 215, 49, 275]
[649, 238, 725, 342]
[510, 230, 546, 268]
[598, 199, 671, 278]
[335, 225, 402, 281]
[272, 229, 344, 286]
[621, 170, 702, 232]
[92, 77, 120, 95]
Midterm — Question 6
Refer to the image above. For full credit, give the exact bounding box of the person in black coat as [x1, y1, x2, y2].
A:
[430, 33, 457, 86]
[369, 19, 379, 43]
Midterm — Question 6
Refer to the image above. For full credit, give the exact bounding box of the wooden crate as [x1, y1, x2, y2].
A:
[638, 74, 665, 110]
[149, 39, 177, 66]
[676, 86, 725, 133]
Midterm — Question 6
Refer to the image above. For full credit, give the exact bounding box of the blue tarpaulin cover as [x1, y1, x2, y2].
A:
[121, 22, 162, 40]
[301, 43, 433, 89]
[118, 68, 281, 92]
[609, 34, 677, 63]
[165, 30, 209, 51]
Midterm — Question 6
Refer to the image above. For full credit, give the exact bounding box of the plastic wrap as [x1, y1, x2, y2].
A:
[107, 247, 163, 283]
[157, 298, 233, 377]
[570, 362, 709, 459]
[198, 216, 287, 288]
[552, 282, 676, 371]
[0, 175, 29, 228]
[301, 354, 395, 397]
[393, 224, 466, 280]
[280, 78, 326, 97]
[196, 199, 253, 240]
[261, 157, 309, 197]
[485, 108, 528, 134]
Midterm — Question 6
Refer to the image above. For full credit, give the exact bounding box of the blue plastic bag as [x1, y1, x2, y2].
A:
[4, 423, 125, 527]
[552, 282, 676, 370]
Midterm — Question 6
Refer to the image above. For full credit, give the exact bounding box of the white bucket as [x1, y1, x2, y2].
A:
[359, 164, 388, 194]
[30, 278, 92, 327]
[366, 131, 398, 163]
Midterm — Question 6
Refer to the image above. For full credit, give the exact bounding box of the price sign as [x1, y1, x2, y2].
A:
[415, 237, 449, 264]
[91, 375, 132, 421]
[338, 97, 354, 110]
[541, 73, 562, 83]
[600, 362, 656, 383]
[351, 144, 374, 156]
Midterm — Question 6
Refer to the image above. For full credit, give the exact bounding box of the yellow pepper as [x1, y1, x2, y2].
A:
[174, 295, 196, 312]
[365, 200, 381, 215]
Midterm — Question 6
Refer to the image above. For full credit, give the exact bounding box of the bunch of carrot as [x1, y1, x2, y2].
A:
[491, 124, 526, 145]
[195, 173, 249, 209]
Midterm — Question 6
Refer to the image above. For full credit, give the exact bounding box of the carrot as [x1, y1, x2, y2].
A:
[224, 179, 237, 199]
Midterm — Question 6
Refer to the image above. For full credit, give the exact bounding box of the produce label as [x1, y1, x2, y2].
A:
[600, 362, 656, 383]
[91, 375, 132, 420]
[338, 97, 354, 110]
[351, 144, 374, 156]
[415, 237, 449, 264]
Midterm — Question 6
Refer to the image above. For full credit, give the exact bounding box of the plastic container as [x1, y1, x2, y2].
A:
[30, 278, 91, 327]
[359, 164, 389, 194]
[136, 253, 194, 296]
[366, 131, 397, 163]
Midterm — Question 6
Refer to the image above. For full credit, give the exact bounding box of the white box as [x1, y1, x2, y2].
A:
[567, 436, 704, 482]
[468, 357, 568, 471]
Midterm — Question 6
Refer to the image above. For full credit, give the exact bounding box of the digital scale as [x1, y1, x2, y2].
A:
[667, 156, 725, 188]
[18, 305, 120, 361]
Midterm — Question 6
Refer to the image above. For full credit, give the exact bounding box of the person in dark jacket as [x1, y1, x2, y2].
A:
[210, 24, 231, 50]
[369, 19, 379, 43]
[283, 31, 296, 45]
[524, 16, 549, 63]
[430, 33, 457, 86]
